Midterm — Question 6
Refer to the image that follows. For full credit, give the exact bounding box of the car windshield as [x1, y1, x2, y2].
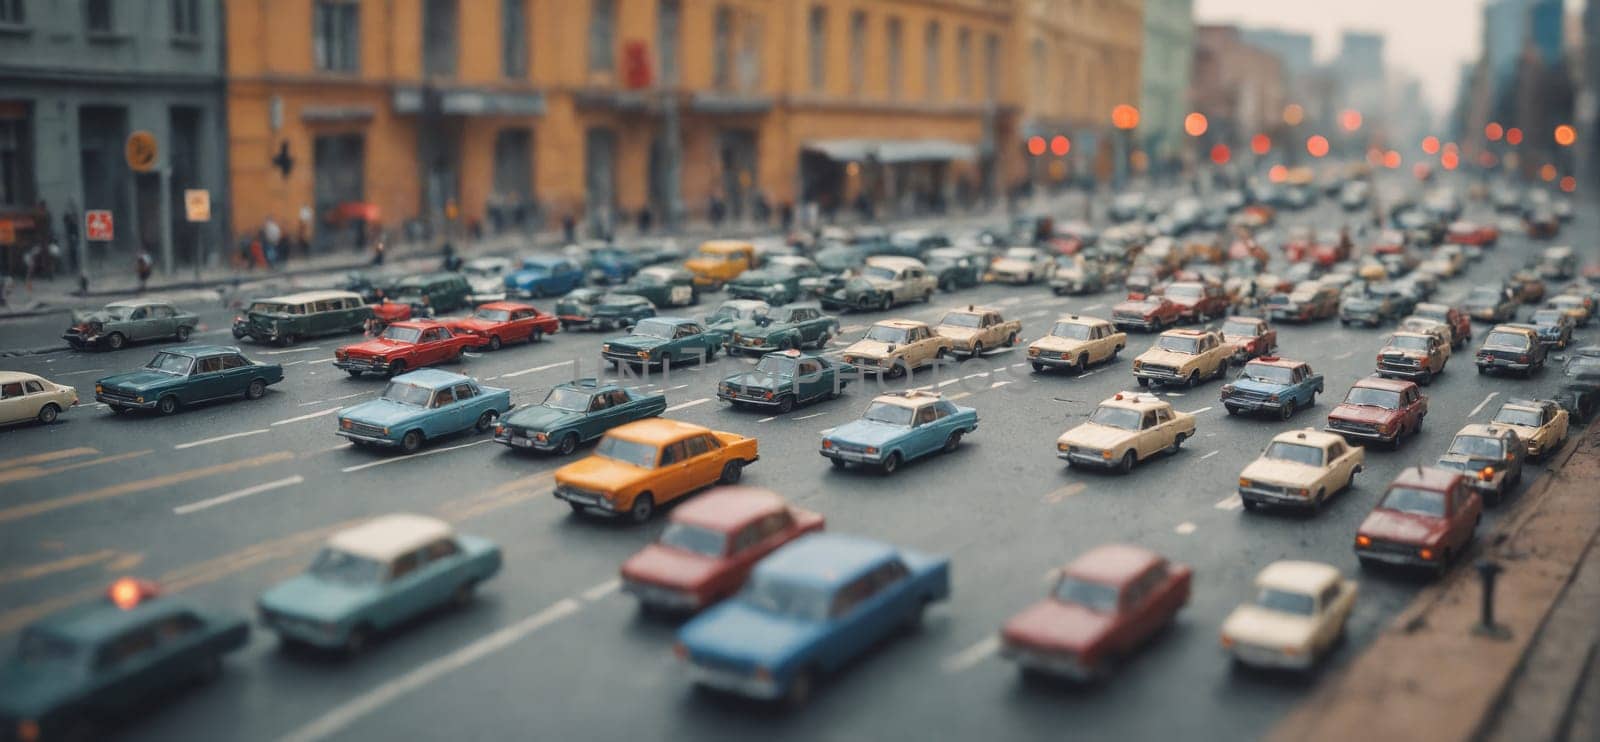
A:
[595, 436, 658, 468]
[248, 302, 290, 314]
[380, 382, 431, 406]
[630, 320, 677, 340]
[1088, 405, 1142, 430]
[754, 356, 798, 377]
[1484, 331, 1529, 349]
[598, 293, 636, 307]
[13, 628, 82, 668]
[1157, 335, 1201, 353]
[1551, 297, 1581, 309]
[308, 548, 385, 584]
[864, 326, 910, 344]
[382, 326, 422, 343]
[541, 387, 594, 412]
[1264, 442, 1324, 466]
[1388, 335, 1431, 351]
[695, 250, 736, 263]
[1053, 576, 1119, 612]
[1256, 588, 1316, 616]
[632, 271, 667, 286]
[1380, 486, 1447, 517]
[145, 352, 193, 375]
[1221, 320, 1260, 337]
[1534, 311, 1564, 325]
[517, 262, 552, 274]
[862, 401, 914, 426]
[1344, 387, 1401, 408]
[740, 574, 828, 621]
[1242, 364, 1295, 384]
[862, 266, 898, 282]
[708, 305, 764, 323]
[1050, 322, 1093, 340]
[1492, 407, 1543, 427]
[464, 263, 503, 277]
[1566, 357, 1600, 379]
[1449, 435, 1504, 459]
[473, 308, 511, 322]
[940, 312, 982, 328]
[658, 522, 728, 557]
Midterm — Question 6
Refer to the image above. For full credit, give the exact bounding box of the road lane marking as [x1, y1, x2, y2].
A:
[271, 406, 342, 426]
[283, 360, 307, 367]
[666, 398, 710, 412]
[0, 449, 154, 486]
[0, 549, 119, 586]
[0, 451, 294, 524]
[1043, 483, 1086, 503]
[503, 360, 573, 378]
[840, 324, 867, 333]
[1333, 351, 1355, 360]
[174, 429, 271, 450]
[990, 380, 1012, 389]
[1214, 495, 1243, 511]
[341, 439, 494, 473]
[306, 442, 354, 456]
[819, 427, 835, 435]
[174, 475, 305, 515]
[1185, 406, 1213, 415]
[941, 636, 1000, 673]
[947, 392, 972, 400]
[1175, 521, 1198, 535]
[1022, 310, 1050, 318]
[307, 358, 334, 365]
[938, 378, 962, 387]
[0, 447, 98, 471]
[791, 412, 827, 421]
[581, 579, 622, 601]
[996, 297, 1022, 306]
[1469, 392, 1500, 417]
[1165, 392, 1185, 397]
[53, 368, 106, 377]
[1081, 304, 1104, 311]
[278, 598, 584, 742]
[1200, 450, 1221, 460]
[260, 346, 322, 355]
[668, 384, 689, 391]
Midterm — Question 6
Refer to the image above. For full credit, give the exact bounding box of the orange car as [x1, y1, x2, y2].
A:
[553, 418, 759, 522]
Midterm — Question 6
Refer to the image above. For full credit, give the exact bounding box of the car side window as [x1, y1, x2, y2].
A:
[1292, 367, 1305, 383]
[699, 433, 723, 451]
[197, 356, 224, 374]
[682, 434, 710, 458]
[607, 390, 629, 407]
[96, 625, 160, 670]
[830, 576, 875, 618]
[433, 388, 456, 408]
[154, 612, 204, 644]
[799, 360, 822, 376]
[419, 329, 440, 343]
[1142, 411, 1158, 429]
[453, 383, 476, 401]
[588, 394, 609, 412]
[874, 559, 910, 591]
[23, 380, 43, 394]
[1317, 584, 1340, 611]
[0, 382, 20, 398]
[391, 551, 423, 580]
[659, 441, 688, 466]
[1329, 442, 1346, 458]
[423, 538, 461, 562]
[762, 511, 794, 538]
[1155, 408, 1172, 425]
[914, 406, 937, 426]
[731, 523, 763, 554]
[222, 354, 249, 369]
[130, 307, 149, 320]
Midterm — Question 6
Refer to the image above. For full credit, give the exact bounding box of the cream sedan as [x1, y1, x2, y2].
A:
[1220, 561, 1357, 672]
[1237, 429, 1364, 512]
[0, 371, 79, 426]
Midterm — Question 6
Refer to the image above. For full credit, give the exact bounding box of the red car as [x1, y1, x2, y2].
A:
[1228, 238, 1270, 266]
[619, 487, 824, 613]
[1445, 221, 1499, 247]
[1354, 466, 1481, 576]
[1311, 229, 1353, 268]
[445, 301, 560, 351]
[1162, 281, 1232, 323]
[332, 320, 475, 378]
[1371, 229, 1407, 256]
[1001, 544, 1191, 681]
[1411, 302, 1472, 348]
[1219, 315, 1277, 361]
[1112, 293, 1185, 332]
[1282, 228, 1315, 263]
[1326, 377, 1428, 448]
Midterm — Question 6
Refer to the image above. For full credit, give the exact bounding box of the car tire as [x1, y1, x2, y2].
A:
[346, 370, 363, 378]
[109, 404, 127, 415]
[246, 379, 267, 400]
[881, 452, 902, 475]
[628, 493, 655, 523]
[451, 580, 477, 608]
[1137, 377, 1149, 387]
[1241, 498, 1258, 512]
[107, 332, 126, 350]
[943, 431, 963, 453]
[1076, 354, 1090, 374]
[36, 403, 60, 424]
[830, 458, 847, 469]
[720, 460, 744, 484]
[815, 332, 832, 349]
[474, 410, 497, 433]
[1419, 370, 1432, 385]
[157, 395, 179, 416]
[1279, 400, 1296, 421]
[776, 396, 795, 414]
[879, 296, 892, 312]
[345, 625, 373, 656]
[1168, 432, 1186, 455]
[488, 335, 502, 351]
[1226, 405, 1239, 416]
[887, 360, 908, 379]
[784, 670, 815, 709]
[400, 430, 424, 454]
[967, 342, 983, 360]
[387, 360, 407, 378]
[1186, 370, 1200, 388]
[1031, 361, 1045, 372]
[1118, 450, 1136, 473]
[279, 334, 298, 347]
[175, 325, 192, 342]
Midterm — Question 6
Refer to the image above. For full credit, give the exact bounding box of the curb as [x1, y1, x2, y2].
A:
[0, 305, 71, 320]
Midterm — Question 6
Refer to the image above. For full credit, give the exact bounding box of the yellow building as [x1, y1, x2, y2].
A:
[226, 0, 1032, 247]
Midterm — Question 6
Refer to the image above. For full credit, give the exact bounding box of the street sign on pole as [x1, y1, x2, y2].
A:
[85, 210, 114, 241]
[184, 189, 211, 222]
[125, 131, 158, 173]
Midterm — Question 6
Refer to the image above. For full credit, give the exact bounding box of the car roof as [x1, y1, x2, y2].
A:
[1488, 324, 1537, 335]
[389, 368, 474, 389]
[1387, 331, 1433, 341]
[871, 390, 945, 409]
[261, 289, 363, 304]
[865, 255, 926, 269]
[1099, 391, 1169, 411]
[1246, 356, 1304, 369]
[554, 378, 619, 393]
[1256, 560, 1341, 594]
[639, 316, 695, 326]
[1159, 328, 1211, 338]
[1270, 428, 1345, 448]
[35, 593, 194, 644]
[698, 239, 752, 252]
[106, 299, 166, 308]
[160, 344, 246, 357]
[638, 265, 682, 277]
[476, 301, 533, 311]
[606, 417, 713, 446]
[1223, 315, 1266, 325]
[328, 514, 455, 562]
[1390, 465, 1462, 492]
[874, 318, 928, 330]
[1063, 544, 1163, 587]
[671, 487, 788, 533]
[1054, 314, 1111, 327]
[522, 255, 568, 266]
[1455, 423, 1515, 439]
[753, 533, 896, 590]
[1351, 376, 1414, 393]
[943, 304, 1001, 316]
[717, 299, 768, 310]
[0, 370, 45, 384]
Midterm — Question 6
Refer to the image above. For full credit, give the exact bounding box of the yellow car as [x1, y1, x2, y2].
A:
[1489, 399, 1569, 459]
[1375, 331, 1448, 384]
[1056, 392, 1196, 473]
[841, 319, 953, 378]
[1237, 429, 1364, 511]
[0, 371, 79, 426]
[935, 305, 1022, 359]
[1545, 294, 1592, 326]
[1220, 561, 1357, 672]
[1132, 329, 1231, 388]
[684, 240, 757, 290]
[553, 418, 759, 522]
[1028, 315, 1126, 373]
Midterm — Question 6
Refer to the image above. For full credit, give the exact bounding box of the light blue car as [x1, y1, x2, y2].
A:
[337, 368, 512, 453]
[504, 256, 585, 298]
[819, 390, 978, 473]
[257, 514, 502, 654]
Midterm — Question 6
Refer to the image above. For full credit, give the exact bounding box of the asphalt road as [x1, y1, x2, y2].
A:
[0, 187, 1592, 742]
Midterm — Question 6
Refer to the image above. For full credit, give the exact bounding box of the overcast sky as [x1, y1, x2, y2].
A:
[1194, 0, 1586, 116]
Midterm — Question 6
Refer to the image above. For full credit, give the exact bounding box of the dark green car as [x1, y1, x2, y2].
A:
[601, 317, 727, 368]
[717, 350, 854, 413]
[924, 248, 984, 292]
[94, 346, 285, 415]
[494, 379, 668, 455]
[619, 265, 699, 308]
[392, 272, 473, 315]
[233, 290, 373, 345]
[702, 299, 772, 333]
[726, 304, 840, 355]
[588, 292, 658, 331]
[726, 256, 822, 304]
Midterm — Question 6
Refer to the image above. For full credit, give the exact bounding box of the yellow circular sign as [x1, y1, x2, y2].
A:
[126, 130, 158, 173]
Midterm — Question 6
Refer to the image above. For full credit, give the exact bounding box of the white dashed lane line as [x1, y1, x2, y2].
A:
[665, 398, 711, 412]
[261, 346, 322, 356]
[173, 475, 305, 515]
[1469, 392, 1500, 417]
[1175, 521, 1198, 535]
[1199, 450, 1221, 460]
[1214, 495, 1243, 511]
[340, 439, 495, 473]
[174, 429, 271, 450]
[941, 635, 1000, 674]
[271, 406, 343, 426]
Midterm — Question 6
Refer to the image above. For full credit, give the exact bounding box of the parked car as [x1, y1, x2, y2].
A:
[1489, 399, 1569, 460]
[0, 371, 78, 426]
[1436, 423, 1525, 505]
[1028, 315, 1126, 373]
[587, 292, 658, 331]
[819, 256, 937, 311]
[934, 305, 1021, 359]
[1132, 329, 1232, 388]
[985, 246, 1055, 284]
[719, 350, 853, 413]
[1464, 286, 1519, 323]
[925, 247, 985, 291]
[553, 418, 759, 521]
[443, 301, 559, 350]
[1326, 377, 1427, 448]
[1049, 256, 1113, 295]
[64, 300, 200, 351]
[1056, 392, 1196, 473]
[336, 369, 511, 452]
[726, 255, 822, 304]
[504, 256, 586, 299]
[333, 321, 476, 378]
[684, 240, 757, 290]
[1113, 293, 1185, 332]
[1409, 303, 1472, 348]
[701, 299, 771, 334]
[1236, 429, 1364, 512]
[819, 390, 978, 474]
[1556, 347, 1600, 422]
[1219, 316, 1277, 363]
[601, 317, 727, 369]
[1375, 331, 1449, 384]
[1475, 324, 1547, 376]
[390, 272, 472, 316]
[725, 304, 839, 355]
[495, 378, 666, 456]
[1221, 356, 1323, 419]
[1267, 282, 1340, 323]
[1530, 309, 1575, 349]
[838, 319, 953, 378]
[232, 290, 374, 346]
[1219, 561, 1357, 672]
[1339, 286, 1401, 327]
[460, 256, 514, 303]
[620, 265, 700, 308]
[94, 346, 283, 416]
[1354, 466, 1483, 576]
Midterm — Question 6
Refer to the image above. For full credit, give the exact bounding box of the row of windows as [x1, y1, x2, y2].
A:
[807, 7, 1001, 103]
[0, 0, 203, 41]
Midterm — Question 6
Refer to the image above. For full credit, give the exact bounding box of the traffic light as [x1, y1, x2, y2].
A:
[271, 141, 294, 178]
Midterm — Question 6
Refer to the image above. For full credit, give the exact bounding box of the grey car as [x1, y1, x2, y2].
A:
[63, 301, 200, 351]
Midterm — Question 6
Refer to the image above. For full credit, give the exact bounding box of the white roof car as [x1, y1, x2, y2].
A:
[328, 514, 455, 562]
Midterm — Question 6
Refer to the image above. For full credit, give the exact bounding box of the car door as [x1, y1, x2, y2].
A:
[910, 404, 944, 458]
[796, 358, 827, 402]
[421, 327, 452, 365]
[190, 354, 229, 401]
[428, 386, 459, 436]
[90, 624, 169, 712]
[0, 380, 29, 423]
[681, 433, 720, 490]
[414, 538, 467, 605]
[126, 304, 154, 340]
[655, 440, 695, 501]
[451, 382, 482, 431]
[1137, 410, 1164, 458]
[149, 304, 179, 338]
[380, 549, 435, 625]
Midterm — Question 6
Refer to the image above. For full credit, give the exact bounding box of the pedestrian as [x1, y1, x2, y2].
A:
[370, 237, 386, 266]
[263, 216, 283, 264]
[23, 243, 40, 291]
[135, 249, 154, 293]
[561, 214, 576, 245]
[249, 238, 266, 270]
[46, 239, 62, 280]
[637, 207, 653, 233]
[62, 206, 79, 269]
[296, 206, 312, 257]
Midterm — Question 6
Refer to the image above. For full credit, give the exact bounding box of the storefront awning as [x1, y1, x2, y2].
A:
[803, 139, 978, 164]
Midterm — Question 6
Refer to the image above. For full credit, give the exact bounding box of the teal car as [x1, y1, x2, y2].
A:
[94, 346, 284, 416]
[0, 579, 247, 741]
[925, 248, 984, 292]
[703, 299, 771, 333]
[820, 390, 979, 473]
[336, 369, 512, 453]
[718, 350, 854, 413]
[257, 514, 502, 654]
[589, 292, 658, 331]
[494, 378, 668, 455]
[601, 317, 727, 368]
[726, 304, 840, 355]
[726, 256, 823, 304]
[620, 265, 700, 308]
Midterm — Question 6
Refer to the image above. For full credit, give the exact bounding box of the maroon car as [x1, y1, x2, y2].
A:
[1112, 293, 1185, 333]
[1354, 466, 1481, 576]
[1327, 377, 1428, 448]
[332, 320, 476, 378]
[1219, 315, 1278, 362]
[1162, 281, 1232, 323]
[1000, 544, 1191, 681]
[619, 487, 824, 613]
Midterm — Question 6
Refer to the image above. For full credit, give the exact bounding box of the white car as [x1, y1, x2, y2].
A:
[0, 372, 79, 426]
[1220, 561, 1357, 671]
[986, 247, 1054, 285]
[462, 257, 515, 302]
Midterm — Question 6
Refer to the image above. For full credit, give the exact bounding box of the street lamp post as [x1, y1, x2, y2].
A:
[1111, 104, 1140, 191]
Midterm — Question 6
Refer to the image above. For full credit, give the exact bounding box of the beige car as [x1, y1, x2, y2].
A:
[1375, 330, 1448, 384]
[860, 255, 938, 306]
[1028, 315, 1126, 373]
[1221, 561, 1357, 672]
[985, 246, 1054, 284]
[1132, 329, 1231, 388]
[936, 305, 1022, 359]
[1056, 392, 1196, 473]
[1237, 429, 1365, 511]
[840, 319, 953, 378]
[1489, 399, 1569, 459]
[0, 371, 79, 426]
[1396, 317, 1455, 361]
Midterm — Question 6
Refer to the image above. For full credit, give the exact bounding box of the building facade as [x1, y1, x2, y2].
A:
[1191, 25, 1285, 154]
[1137, 0, 1193, 172]
[0, 0, 228, 277]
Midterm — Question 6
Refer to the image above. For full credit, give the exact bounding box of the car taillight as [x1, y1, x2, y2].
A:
[1355, 535, 1371, 547]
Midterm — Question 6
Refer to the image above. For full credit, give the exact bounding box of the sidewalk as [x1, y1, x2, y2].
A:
[1270, 418, 1600, 742]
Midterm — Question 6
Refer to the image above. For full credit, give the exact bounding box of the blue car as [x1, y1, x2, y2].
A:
[819, 390, 978, 473]
[337, 369, 513, 453]
[584, 246, 642, 284]
[677, 533, 950, 706]
[503, 257, 585, 298]
[1220, 356, 1324, 419]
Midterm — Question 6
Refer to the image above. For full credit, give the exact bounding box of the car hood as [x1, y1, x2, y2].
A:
[450, 317, 499, 333]
[828, 419, 908, 448]
[1342, 297, 1383, 310]
[842, 339, 897, 359]
[96, 369, 179, 392]
[1222, 605, 1317, 647]
[606, 335, 670, 351]
[1229, 377, 1289, 395]
[621, 544, 722, 591]
[1137, 348, 1199, 366]
[722, 371, 787, 391]
[1240, 458, 1326, 487]
[340, 399, 426, 428]
[938, 327, 979, 341]
[728, 319, 793, 337]
[502, 405, 585, 432]
[259, 574, 380, 622]
[1435, 453, 1501, 474]
[556, 456, 654, 492]
[1031, 336, 1092, 354]
[1001, 599, 1114, 654]
[0, 662, 79, 718]
[1056, 423, 1135, 451]
[1358, 508, 1448, 545]
[341, 338, 415, 357]
[730, 270, 783, 286]
[680, 601, 825, 670]
[991, 258, 1034, 273]
[1330, 403, 1397, 424]
[505, 269, 549, 286]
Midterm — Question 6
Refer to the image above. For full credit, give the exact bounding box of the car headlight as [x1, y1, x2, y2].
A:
[534, 432, 548, 442]
[1377, 423, 1392, 435]
[603, 343, 612, 352]
[822, 439, 833, 449]
[638, 350, 651, 359]
[341, 419, 353, 430]
[95, 384, 103, 393]
[135, 396, 144, 403]
[1057, 442, 1069, 452]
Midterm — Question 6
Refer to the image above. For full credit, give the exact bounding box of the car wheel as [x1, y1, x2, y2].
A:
[346, 370, 363, 378]
[943, 431, 963, 453]
[1186, 370, 1200, 388]
[400, 430, 424, 454]
[1279, 400, 1296, 421]
[246, 379, 267, 400]
[451, 580, 478, 608]
[815, 332, 832, 349]
[107, 332, 126, 350]
[109, 404, 127, 415]
[880, 452, 902, 474]
[1419, 370, 1432, 385]
[1118, 450, 1136, 473]
[968, 341, 983, 360]
[474, 410, 497, 433]
[193, 655, 223, 685]
[856, 296, 874, 312]
[628, 493, 656, 523]
[1168, 432, 1186, 454]
[879, 296, 892, 312]
[720, 460, 745, 484]
[531, 328, 545, 343]
[784, 670, 815, 709]
[157, 395, 179, 416]
[387, 360, 407, 378]
[1241, 498, 1258, 512]
[36, 403, 60, 424]
[1031, 361, 1045, 372]
[830, 458, 847, 469]
[776, 395, 795, 414]
[279, 334, 298, 347]
[887, 360, 908, 379]
[175, 325, 192, 342]
[488, 335, 502, 351]
[1077, 354, 1090, 373]
[1136, 377, 1150, 387]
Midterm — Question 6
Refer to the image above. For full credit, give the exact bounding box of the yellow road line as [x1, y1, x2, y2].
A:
[0, 549, 120, 586]
[0, 447, 98, 471]
[1042, 483, 1087, 504]
[0, 451, 294, 524]
[0, 449, 155, 486]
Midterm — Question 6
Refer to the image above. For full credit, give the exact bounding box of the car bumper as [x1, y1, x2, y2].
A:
[333, 359, 396, 374]
[95, 393, 157, 409]
[1001, 644, 1097, 680]
[1222, 397, 1286, 413]
[1341, 312, 1381, 324]
[719, 390, 783, 407]
[686, 662, 783, 700]
[621, 580, 704, 611]
[821, 448, 884, 464]
[729, 340, 782, 354]
[1268, 308, 1311, 322]
[335, 430, 401, 447]
[1058, 449, 1117, 467]
[1477, 358, 1532, 371]
[62, 333, 105, 347]
[1355, 546, 1434, 568]
[259, 611, 345, 648]
[1028, 354, 1078, 368]
[493, 429, 563, 451]
[1376, 364, 1432, 380]
[1225, 642, 1314, 670]
[985, 272, 1032, 284]
[1238, 485, 1315, 508]
[1325, 424, 1395, 443]
[553, 487, 621, 514]
[1113, 319, 1159, 330]
[601, 351, 658, 365]
[1133, 369, 1188, 384]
